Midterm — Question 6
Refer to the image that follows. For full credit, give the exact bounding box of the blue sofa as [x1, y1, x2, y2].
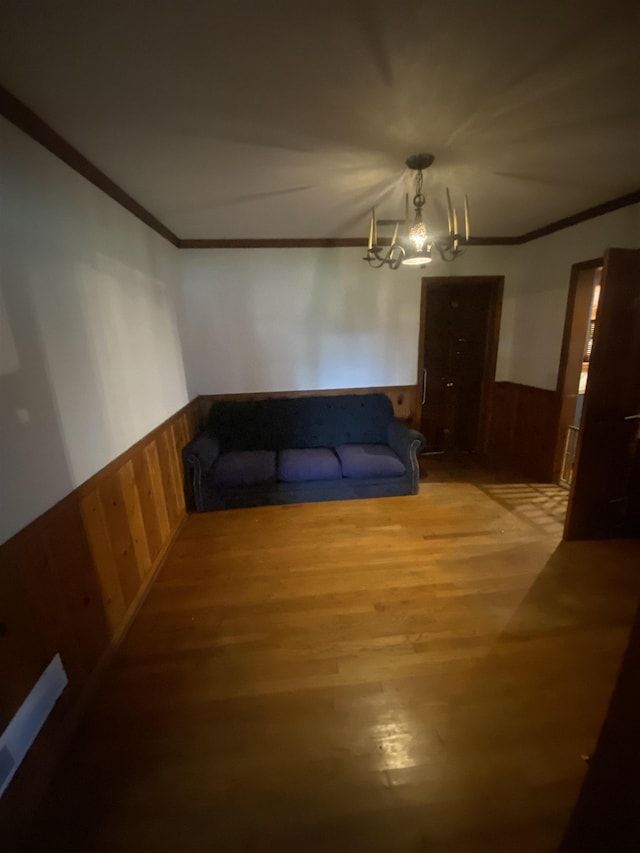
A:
[182, 393, 425, 511]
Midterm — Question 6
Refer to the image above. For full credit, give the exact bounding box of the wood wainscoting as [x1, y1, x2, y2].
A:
[0, 399, 201, 848]
[486, 381, 559, 482]
[197, 385, 418, 425]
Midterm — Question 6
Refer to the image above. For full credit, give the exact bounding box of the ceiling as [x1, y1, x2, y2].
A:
[0, 0, 638, 240]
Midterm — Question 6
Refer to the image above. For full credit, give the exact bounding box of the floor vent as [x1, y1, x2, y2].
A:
[0, 745, 15, 792]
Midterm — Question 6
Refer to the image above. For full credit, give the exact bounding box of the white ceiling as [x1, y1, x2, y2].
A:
[0, 0, 638, 240]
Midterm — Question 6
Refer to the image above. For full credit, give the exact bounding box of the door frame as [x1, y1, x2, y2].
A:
[552, 257, 603, 482]
[413, 276, 504, 454]
[563, 248, 640, 540]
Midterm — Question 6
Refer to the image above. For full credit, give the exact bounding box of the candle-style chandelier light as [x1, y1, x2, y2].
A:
[364, 153, 470, 270]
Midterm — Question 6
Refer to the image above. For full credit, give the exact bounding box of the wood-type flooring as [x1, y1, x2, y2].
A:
[21, 476, 640, 852]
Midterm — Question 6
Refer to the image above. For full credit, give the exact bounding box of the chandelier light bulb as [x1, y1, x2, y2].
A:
[409, 217, 428, 252]
[402, 249, 432, 266]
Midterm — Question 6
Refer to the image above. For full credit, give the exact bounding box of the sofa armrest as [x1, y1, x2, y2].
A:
[387, 421, 426, 494]
[182, 434, 220, 512]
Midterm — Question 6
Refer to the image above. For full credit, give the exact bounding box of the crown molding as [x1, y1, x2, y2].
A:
[516, 190, 640, 244]
[467, 236, 521, 246]
[178, 238, 366, 249]
[0, 84, 180, 247]
[180, 236, 524, 248]
[1, 84, 638, 251]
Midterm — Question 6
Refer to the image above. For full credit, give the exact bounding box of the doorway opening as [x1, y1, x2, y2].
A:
[564, 249, 640, 540]
[414, 276, 503, 457]
[554, 259, 603, 486]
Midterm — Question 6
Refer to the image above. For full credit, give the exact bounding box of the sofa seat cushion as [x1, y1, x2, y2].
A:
[335, 444, 406, 479]
[213, 450, 276, 487]
[277, 448, 342, 482]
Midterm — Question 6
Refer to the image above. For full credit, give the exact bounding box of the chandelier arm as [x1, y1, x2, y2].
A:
[435, 241, 464, 263]
[364, 252, 389, 269]
[387, 244, 406, 269]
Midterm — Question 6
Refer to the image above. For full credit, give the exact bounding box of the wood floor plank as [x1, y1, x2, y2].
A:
[22, 480, 640, 853]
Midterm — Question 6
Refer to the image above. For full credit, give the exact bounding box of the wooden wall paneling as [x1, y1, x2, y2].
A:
[157, 429, 182, 528]
[479, 279, 505, 453]
[93, 474, 142, 609]
[171, 412, 187, 452]
[10, 523, 88, 694]
[172, 412, 194, 511]
[79, 488, 128, 637]
[162, 428, 182, 526]
[44, 499, 110, 676]
[185, 406, 197, 436]
[387, 386, 416, 421]
[169, 422, 187, 515]
[0, 399, 201, 850]
[0, 542, 53, 730]
[131, 446, 166, 566]
[486, 381, 518, 459]
[0, 527, 92, 853]
[511, 385, 560, 481]
[486, 382, 558, 481]
[144, 439, 172, 544]
[198, 394, 212, 426]
[118, 459, 152, 582]
[190, 399, 204, 435]
[187, 407, 201, 441]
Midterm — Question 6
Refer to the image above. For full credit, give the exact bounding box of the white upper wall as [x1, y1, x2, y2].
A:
[506, 204, 640, 390]
[178, 204, 640, 397]
[0, 116, 188, 544]
[178, 245, 516, 397]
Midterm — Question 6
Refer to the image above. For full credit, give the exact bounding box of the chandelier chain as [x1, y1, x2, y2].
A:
[413, 170, 425, 209]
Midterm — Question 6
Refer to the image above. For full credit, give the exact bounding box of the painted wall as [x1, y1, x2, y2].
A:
[0, 117, 188, 544]
[178, 244, 516, 397]
[178, 205, 640, 398]
[506, 205, 640, 390]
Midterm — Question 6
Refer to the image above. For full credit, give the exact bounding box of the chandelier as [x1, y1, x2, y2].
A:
[364, 153, 469, 270]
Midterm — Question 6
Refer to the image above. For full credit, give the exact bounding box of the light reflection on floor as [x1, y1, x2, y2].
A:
[479, 483, 568, 537]
[421, 454, 569, 537]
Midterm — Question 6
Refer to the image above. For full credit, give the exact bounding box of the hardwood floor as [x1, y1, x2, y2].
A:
[21, 480, 640, 852]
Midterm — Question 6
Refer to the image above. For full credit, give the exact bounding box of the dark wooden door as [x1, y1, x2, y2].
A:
[419, 278, 500, 453]
[565, 249, 640, 540]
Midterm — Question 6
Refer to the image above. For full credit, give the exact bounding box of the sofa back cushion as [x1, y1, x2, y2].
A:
[207, 394, 394, 452]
